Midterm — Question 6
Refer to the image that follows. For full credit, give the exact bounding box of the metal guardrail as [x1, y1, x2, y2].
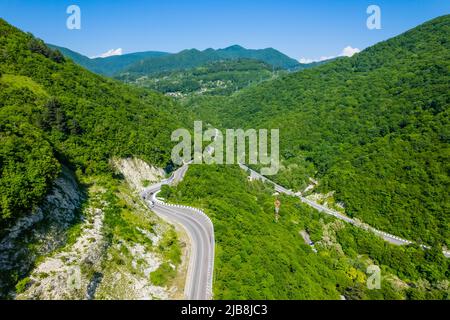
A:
[239, 163, 449, 258]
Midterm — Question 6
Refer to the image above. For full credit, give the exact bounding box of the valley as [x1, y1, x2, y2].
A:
[120, 59, 283, 98]
[0, 12, 449, 301]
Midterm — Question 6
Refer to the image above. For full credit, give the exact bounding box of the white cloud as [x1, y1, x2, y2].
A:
[91, 48, 123, 59]
[341, 46, 360, 57]
[299, 55, 334, 64]
[299, 58, 315, 64]
[299, 55, 335, 64]
[299, 46, 360, 64]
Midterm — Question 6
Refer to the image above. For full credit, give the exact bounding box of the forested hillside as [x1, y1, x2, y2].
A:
[188, 15, 450, 246]
[0, 19, 186, 231]
[48, 44, 169, 76]
[52, 45, 327, 97]
[161, 165, 449, 300]
[120, 59, 284, 97]
[121, 45, 302, 77]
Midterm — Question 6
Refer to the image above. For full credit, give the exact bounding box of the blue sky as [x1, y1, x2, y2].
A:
[0, 0, 448, 60]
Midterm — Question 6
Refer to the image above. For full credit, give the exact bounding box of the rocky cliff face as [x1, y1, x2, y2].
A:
[1, 158, 185, 300]
[0, 167, 83, 298]
[111, 158, 165, 192]
[16, 198, 107, 300]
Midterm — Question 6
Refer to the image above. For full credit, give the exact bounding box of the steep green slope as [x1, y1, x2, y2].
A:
[122, 45, 302, 77]
[46, 44, 95, 70]
[189, 15, 450, 246]
[0, 19, 186, 230]
[161, 165, 449, 300]
[48, 44, 169, 76]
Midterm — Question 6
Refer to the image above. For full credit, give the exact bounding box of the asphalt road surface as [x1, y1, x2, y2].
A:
[239, 163, 450, 258]
[141, 165, 214, 300]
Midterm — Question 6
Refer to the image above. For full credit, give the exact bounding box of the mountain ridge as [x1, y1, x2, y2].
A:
[47, 44, 169, 76]
[122, 45, 302, 76]
[50, 43, 304, 77]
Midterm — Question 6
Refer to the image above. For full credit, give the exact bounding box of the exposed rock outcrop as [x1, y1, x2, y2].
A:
[0, 167, 83, 298]
[111, 158, 165, 192]
[16, 204, 107, 300]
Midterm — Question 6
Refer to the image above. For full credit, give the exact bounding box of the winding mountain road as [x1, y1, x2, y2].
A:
[140, 129, 220, 300]
[239, 163, 450, 258]
[140, 156, 448, 300]
[141, 164, 214, 300]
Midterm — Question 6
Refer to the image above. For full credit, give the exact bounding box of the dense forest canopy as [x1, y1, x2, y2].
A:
[0, 19, 188, 230]
[187, 15, 450, 247]
[0, 13, 449, 301]
[161, 165, 449, 300]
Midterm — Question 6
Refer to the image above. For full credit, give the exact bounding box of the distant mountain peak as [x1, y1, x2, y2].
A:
[51, 43, 303, 76]
[224, 45, 245, 51]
